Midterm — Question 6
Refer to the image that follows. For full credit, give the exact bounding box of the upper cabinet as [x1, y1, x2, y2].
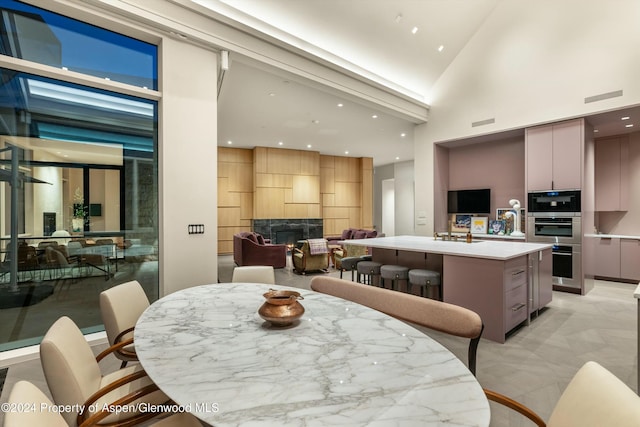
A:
[595, 135, 629, 211]
[525, 119, 584, 191]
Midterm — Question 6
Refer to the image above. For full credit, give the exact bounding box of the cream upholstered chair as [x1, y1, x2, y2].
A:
[484, 361, 640, 427]
[231, 265, 276, 284]
[5, 380, 202, 427]
[40, 316, 172, 426]
[99, 280, 150, 367]
[310, 276, 483, 375]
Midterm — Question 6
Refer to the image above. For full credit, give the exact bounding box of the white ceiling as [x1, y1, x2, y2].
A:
[209, 0, 638, 166]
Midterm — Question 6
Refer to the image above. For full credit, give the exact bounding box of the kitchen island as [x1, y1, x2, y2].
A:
[344, 235, 553, 343]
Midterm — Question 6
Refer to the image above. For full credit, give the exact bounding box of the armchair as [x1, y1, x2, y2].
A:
[233, 232, 287, 268]
[292, 239, 329, 274]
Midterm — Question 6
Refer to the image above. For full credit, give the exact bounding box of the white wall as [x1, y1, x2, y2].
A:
[416, 0, 640, 235]
[381, 179, 395, 236]
[393, 161, 415, 236]
[160, 38, 219, 295]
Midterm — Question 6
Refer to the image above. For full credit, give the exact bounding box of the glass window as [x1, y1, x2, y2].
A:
[0, 0, 157, 89]
[0, 67, 158, 351]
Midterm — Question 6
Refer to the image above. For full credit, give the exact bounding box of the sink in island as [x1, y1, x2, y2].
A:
[342, 235, 553, 343]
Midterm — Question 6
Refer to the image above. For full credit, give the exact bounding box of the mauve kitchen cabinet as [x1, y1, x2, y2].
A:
[526, 119, 584, 191]
[621, 239, 640, 281]
[595, 135, 629, 212]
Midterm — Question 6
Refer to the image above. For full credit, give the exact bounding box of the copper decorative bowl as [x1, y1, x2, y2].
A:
[258, 289, 305, 326]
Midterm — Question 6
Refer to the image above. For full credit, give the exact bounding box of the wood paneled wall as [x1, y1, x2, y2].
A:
[253, 147, 321, 218]
[218, 147, 253, 253]
[320, 156, 373, 236]
[217, 147, 373, 253]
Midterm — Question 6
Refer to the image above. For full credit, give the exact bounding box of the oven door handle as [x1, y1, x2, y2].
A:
[552, 252, 572, 256]
[534, 222, 573, 226]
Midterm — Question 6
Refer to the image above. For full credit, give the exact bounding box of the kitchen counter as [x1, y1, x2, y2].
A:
[345, 235, 550, 261]
[585, 233, 640, 240]
[344, 235, 552, 343]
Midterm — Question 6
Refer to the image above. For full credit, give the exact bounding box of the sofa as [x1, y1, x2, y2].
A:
[325, 228, 378, 246]
[233, 232, 287, 268]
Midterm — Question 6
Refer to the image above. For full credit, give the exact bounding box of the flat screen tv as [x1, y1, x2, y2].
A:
[447, 189, 491, 214]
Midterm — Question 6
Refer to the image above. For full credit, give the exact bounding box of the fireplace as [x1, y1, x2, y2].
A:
[275, 229, 304, 245]
[253, 219, 323, 244]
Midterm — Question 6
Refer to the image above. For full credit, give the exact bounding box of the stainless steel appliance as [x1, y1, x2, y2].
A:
[527, 190, 581, 291]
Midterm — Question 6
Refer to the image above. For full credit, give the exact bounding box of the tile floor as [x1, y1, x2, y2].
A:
[0, 254, 637, 427]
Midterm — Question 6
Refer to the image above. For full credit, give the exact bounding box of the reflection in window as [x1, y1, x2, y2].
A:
[0, 65, 158, 351]
[0, 0, 157, 89]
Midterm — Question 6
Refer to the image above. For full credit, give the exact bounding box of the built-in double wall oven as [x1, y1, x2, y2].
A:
[527, 190, 581, 290]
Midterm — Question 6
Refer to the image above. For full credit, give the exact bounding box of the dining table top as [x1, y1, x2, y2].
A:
[134, 282, 491, 426]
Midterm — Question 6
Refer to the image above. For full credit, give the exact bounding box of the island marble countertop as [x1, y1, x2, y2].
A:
[344, 235, 552, 260]
[584, 233, 640, 240]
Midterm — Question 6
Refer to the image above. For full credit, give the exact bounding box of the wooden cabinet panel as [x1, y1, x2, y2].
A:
[595, 136, 629, 211]
[593, 237, 621, 278]
[526, 126, 553, 191]
[526, 119, 583, 191]
[320, 167, 335, 194]
[505, 284, 527, 332]
[621, 239, 640, 281]
[335, 182, 361, 207]
[551, 120, 582, 190]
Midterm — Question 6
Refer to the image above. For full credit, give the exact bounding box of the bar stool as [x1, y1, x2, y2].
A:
[339, 257, 362, 281]
[380, 265, 409, 291]
[359, 255, 373, 262]
[408, 269, 442, 300]
[357, 261, 382, 286]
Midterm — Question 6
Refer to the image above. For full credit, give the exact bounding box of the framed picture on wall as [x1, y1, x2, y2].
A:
[470, 217, 488, 234]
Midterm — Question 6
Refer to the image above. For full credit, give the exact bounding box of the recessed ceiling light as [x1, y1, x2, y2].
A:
[372, 114, 378, 119]
[278, 141, 284, 146]
[345, 150, 349, 155]
[269, 93, 275, 97]
[227, 140, 232, 145]
[438, 45, 444, 52]
[411, 26, 418, 34]
[337, 103, 343, 107]
[307, 144, 312, 148]
[594, 129, 599, 133]
[312, 120, 319, 124]
[400, 133, 406, 137]
[395, 157, 400, 160]
[625, 124, 634, 128]
[621, 116, 630, 120]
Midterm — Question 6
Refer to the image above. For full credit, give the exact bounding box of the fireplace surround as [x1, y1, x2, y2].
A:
[253, 219, 323, 245]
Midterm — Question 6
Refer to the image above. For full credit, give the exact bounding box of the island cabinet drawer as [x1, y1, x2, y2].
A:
[504, 259, 528, 292]
[505, 284, 528, 332]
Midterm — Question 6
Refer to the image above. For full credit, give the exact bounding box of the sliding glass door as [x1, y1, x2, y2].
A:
[0, 0, 158, 351]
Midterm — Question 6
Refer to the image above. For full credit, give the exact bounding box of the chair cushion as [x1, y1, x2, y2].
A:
[341, 229, 353, 239]
[353, 230, 367, 239]
[245, 233, 258, 244]
[255, 233, 266, 245]
[548, 361, 640, 427]
[365, 230, 378, 238]
[5, 381, 68, 427]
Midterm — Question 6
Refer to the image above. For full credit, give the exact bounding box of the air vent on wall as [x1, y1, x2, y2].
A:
[584, 90, 623, 104]
[471, 118, 495, 127]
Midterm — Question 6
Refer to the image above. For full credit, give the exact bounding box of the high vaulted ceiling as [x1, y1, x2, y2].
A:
[201, 0, 639, 166]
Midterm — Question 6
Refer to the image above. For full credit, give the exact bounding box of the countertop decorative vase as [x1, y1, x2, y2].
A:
[258, 289, 305, 326]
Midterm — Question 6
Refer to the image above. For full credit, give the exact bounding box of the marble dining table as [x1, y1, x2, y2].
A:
[134, 282, 490, 426]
